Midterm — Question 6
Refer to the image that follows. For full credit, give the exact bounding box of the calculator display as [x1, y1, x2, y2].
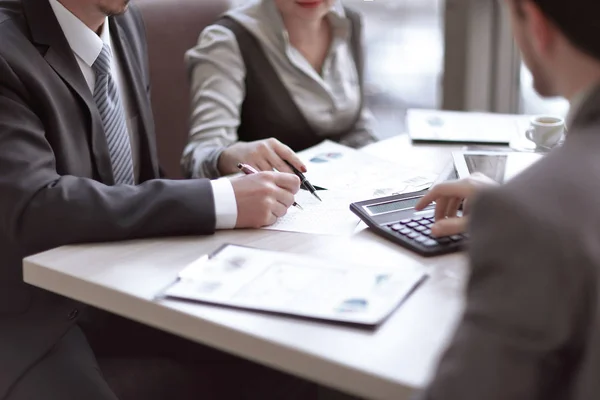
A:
[366, 196, 422, 215]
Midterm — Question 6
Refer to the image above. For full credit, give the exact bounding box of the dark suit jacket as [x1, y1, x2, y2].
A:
[0, 0, 218, 396]
[417, 85, 600, 399]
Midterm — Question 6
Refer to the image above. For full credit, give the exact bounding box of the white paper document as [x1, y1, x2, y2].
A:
[298, 140, 437, 194]
[263, 189, 369, 236]
[261, 141, 437, 236]
[407, 109, 532, 144]
[164, 244, 427, 327]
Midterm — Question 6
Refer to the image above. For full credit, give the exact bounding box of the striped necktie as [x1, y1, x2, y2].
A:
[92, 44, 135, 185]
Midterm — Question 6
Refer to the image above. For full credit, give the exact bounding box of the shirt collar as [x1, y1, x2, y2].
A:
[48, 0, 112, 68]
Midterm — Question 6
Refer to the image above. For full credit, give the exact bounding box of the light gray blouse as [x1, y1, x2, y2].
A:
[182, 0, 375, 178]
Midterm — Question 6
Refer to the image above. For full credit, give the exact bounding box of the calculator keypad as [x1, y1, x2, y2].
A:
[386, 216, 468, 250]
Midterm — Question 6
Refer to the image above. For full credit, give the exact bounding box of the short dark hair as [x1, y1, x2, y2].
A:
[526, 0, 600, 61]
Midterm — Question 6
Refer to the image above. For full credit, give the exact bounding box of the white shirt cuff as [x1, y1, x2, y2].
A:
[210, 178, 237, 229]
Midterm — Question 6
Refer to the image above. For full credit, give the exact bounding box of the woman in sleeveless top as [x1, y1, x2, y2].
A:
[182, 0, 377, 179]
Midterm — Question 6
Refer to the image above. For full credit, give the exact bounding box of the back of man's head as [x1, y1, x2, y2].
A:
[508, 0, 600, 98]
[531, 0, 600, 61]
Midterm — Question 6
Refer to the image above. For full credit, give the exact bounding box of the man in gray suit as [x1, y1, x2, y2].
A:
[0, 0, 316, 399]
[414, 0, 600, 399]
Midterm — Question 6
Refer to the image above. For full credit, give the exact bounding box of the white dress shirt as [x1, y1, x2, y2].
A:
[183, 0, 375, 178]
[49, 0, 237, 229]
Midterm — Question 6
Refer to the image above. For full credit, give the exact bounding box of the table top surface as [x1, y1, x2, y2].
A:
[23, 135, 476, 400]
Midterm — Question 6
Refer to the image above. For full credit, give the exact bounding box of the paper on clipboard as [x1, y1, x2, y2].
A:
[163, 244, 427, 327]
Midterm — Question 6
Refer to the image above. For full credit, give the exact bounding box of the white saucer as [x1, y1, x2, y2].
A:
[509, 137, 554, 154]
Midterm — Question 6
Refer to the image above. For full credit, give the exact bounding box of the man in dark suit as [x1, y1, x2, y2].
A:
[0, 0, 317, 398]
[414, 0, 600, 399]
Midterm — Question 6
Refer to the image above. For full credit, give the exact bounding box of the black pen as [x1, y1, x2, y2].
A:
[237, 163, 303, 210]
[284, 160, 322, 202]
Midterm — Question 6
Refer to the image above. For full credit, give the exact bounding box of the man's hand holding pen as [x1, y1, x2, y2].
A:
[230, 170, 301, 229]
[223, 137, 325, 228]
[238, 163, 304, 210]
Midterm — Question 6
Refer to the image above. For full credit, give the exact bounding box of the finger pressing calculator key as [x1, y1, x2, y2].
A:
[350, 191, 468, 257]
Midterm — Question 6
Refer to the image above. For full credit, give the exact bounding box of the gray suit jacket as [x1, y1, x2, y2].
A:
[0, 0, 218, 396]
[417, 86, 600, 399]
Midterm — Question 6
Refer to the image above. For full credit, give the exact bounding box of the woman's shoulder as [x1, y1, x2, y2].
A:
[194, 1, 266, 47]
[218, 1, 266, 36]
[184, 24, 240, 65]
[185, 23, 245, 70]
[185, 2, 272, 67]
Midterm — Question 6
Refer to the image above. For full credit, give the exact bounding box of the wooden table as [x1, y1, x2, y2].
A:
[23, 135, 470, 400]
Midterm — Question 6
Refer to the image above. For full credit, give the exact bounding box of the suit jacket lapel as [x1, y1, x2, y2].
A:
[21, 0, 115, 184]
[110, 18, 160, 181]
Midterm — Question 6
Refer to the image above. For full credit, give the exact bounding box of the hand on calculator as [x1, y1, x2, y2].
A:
[415, 173, 497, 237]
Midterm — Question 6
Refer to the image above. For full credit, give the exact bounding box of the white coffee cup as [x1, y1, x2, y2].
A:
[526, 115, 565, 149]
